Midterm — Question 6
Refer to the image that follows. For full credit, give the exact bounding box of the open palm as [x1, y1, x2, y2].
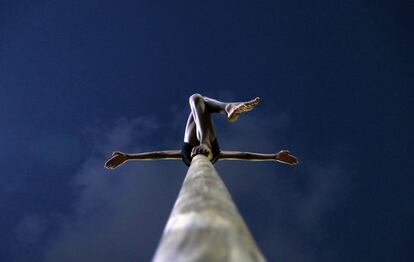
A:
[105, 151, 128, 169]
[276, 150, 299, 165]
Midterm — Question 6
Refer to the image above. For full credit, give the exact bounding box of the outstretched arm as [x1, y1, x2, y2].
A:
[219, 150, 299, 165]
[104, 150, 181, 169]
[104, 149, 299, 169]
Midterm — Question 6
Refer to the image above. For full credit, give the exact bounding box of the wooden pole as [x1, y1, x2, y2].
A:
[153, 155, 266, 262]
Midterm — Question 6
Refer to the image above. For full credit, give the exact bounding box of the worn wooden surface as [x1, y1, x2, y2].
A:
[153, 154, 266, 262]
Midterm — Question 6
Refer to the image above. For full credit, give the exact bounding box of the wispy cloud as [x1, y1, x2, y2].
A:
[15, 214, 48, 245]
[42, 116, 179, 262]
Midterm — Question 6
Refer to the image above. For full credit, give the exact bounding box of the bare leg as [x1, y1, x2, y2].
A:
[187, 94, 217, 159]
[203, 96, 261, 122]
[184, 94, 261, 159]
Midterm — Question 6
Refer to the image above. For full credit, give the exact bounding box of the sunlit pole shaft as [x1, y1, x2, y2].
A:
[153, 154, 266, 262]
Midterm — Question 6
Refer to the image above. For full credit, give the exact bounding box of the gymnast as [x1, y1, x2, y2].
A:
[105, 94, 298, 169]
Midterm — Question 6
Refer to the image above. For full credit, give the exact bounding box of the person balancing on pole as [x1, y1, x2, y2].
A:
[104, 94, 299, 169]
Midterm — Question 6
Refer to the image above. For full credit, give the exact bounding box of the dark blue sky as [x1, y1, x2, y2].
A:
[1, 0, 413, 261]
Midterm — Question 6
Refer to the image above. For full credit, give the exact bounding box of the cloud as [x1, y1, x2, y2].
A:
[36, 111, 348, 262]
[42, 116, 181, 262]
[16, 214, 48, 245]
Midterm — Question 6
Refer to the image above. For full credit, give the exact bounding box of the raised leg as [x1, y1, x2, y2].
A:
[203, 96, 261, 122]
[184, 94, 261, 159]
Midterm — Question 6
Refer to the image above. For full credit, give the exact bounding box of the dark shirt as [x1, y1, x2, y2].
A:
[181, 139, 220, 166]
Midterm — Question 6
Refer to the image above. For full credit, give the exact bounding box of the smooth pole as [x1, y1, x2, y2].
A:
[153, 155, 266, 262]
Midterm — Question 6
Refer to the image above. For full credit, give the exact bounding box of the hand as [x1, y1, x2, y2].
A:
[105, 151, 129, 169]
[275, 150, 299, 165]
[191, 144, 213, 160]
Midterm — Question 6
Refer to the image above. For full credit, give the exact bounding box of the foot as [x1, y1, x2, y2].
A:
[191, 143, 213, 160]
[225, 97, 261, 122]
